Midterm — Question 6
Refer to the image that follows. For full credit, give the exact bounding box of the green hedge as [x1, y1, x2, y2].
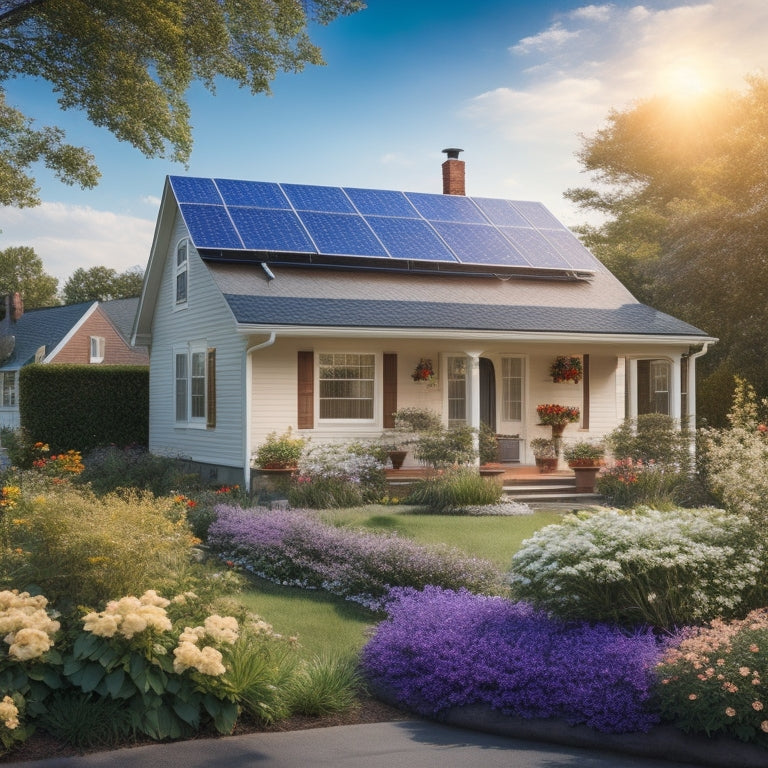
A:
[19, 364, 148, 452]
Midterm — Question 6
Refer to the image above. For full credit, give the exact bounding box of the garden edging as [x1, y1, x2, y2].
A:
[370, 683, 768, 768]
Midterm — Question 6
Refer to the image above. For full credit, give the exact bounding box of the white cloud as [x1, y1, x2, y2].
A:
[1, 203, 155, 287]
[511, 23, 580, 55]
[569, 4, 615, 22]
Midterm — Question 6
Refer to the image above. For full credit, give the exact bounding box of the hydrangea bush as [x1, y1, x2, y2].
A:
[207, 505, 505, 609]
[361, 586, 661, 733]
[656, 609, 768, 746]
[509, 507, 766, 628]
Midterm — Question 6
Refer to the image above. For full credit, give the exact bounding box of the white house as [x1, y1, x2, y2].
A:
[132, 151, 715, 488]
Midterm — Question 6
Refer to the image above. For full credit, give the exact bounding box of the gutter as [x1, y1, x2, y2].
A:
[243, 333, 277, 490]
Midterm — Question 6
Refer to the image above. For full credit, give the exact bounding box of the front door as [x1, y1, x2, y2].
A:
[479, 357, 496, 430]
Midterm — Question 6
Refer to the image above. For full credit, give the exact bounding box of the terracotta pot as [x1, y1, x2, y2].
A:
[572, 466, 601, 492]
[567, 459, 604, 468]
[388, 450, 408, 470]
[535, 457, 558, 473]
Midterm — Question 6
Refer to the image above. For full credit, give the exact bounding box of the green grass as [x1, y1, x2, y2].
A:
[237, 505, 565, 657]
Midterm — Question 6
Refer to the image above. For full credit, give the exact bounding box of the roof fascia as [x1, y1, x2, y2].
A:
[45, 302, 99, 362]
[132, 178, 176, 346]
[235, 323, 717, 347]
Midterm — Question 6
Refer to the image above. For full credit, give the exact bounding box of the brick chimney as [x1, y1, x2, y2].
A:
[441, 148, 465, 195]
[0, 293, 22, 324]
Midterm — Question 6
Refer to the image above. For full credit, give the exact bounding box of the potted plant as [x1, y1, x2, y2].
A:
[252, 428, 306, 470]
[549, 355, 583, 384]
[562, 440, 605, 467]
[531, 437, 558, 473]
[536, 403, 580, 453]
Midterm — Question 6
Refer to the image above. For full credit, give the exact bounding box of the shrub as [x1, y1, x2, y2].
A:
[38, 692, 133, 749]
[596, 459, 689, 508]
[207, 505, 505, 609]
[285, 653, 360, 717]
[361, 586, 661, 733]
[405, 467, 502, 513]
[478, 423, 498, 465]
[606, 413, 691, 466]
[392, 408, 442, 433]
[413, 424, 475, 468]
[252, 429, 306, 469]
[509, 507, 766, 629]
[562, 440, 605, 463]
[656, 609, 768, 747]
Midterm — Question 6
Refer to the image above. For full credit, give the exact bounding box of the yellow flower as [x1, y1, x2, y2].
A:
[0, 696, 19, 730]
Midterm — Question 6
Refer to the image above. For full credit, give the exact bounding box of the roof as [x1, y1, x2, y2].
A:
[0, 302, 96, 371]
[100, 297, 140, 344]
[134, 176, 714, 345]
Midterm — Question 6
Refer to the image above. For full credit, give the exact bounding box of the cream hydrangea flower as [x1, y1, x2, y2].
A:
[196, 646, 225, 676]
[82, 591, 172, 640]
[0, 696, 19, 730]
[0, 591, 60, 658]
[7, 627, 52, 661]
[172, 640, 225, 676]
[203, 615, 239, 644]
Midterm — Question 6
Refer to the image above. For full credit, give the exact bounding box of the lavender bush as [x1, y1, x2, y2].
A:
[208, 506, 504, 609]
[361, 586, 661, 733]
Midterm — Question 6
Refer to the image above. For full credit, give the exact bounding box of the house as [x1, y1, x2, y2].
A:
[132, 150, 716, 489]
[0, 295, 148, 429]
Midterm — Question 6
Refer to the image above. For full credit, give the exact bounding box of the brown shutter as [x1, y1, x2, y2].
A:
[383, 353, 397, 428]
[581, 354, 589, 430]
[297, 350, 314, 429]
[206, 348, 216, 428]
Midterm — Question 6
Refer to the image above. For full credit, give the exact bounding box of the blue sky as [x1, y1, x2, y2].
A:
[3, 0, 768, 285]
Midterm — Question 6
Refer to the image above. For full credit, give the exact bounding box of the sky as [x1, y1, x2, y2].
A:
[2, 0, 768, 287]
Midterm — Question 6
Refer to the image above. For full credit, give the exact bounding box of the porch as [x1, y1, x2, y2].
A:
[384, 464, 604, 506]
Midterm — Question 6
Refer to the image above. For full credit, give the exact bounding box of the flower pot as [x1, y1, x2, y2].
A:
[535, 457, 559, 473]
[572, 466, 601, 492]
[388, 450, 408, 470]
[567, 459, 603, 468]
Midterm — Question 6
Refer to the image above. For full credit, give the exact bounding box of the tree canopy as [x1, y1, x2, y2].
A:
[0, 0, 363, 206]
[62, 265, 144, 304]
[566, 76, 768, 425]
[0, 245, 58, 307]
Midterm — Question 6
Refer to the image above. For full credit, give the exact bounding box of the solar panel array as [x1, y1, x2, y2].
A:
[169, 176, 602, 275]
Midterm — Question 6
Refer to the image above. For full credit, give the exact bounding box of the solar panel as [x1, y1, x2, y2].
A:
[169, 175, 599, 277]
[282, 184, 356, 213]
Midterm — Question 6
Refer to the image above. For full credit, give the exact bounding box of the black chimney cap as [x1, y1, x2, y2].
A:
[442, 148, 464, 160]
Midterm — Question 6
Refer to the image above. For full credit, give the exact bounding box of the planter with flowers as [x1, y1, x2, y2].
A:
[536, 403, 580, 454]
[549, 355, 583, 384]
[563, 440, 605, 492]
[531, 437, 558, 473]
[411, 358, 436, 384]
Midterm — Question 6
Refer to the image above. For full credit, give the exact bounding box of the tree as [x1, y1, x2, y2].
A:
[0, 0, 363, 206]
[0, 245, 58, 307]
[565, 77, 768, 425]
[62, 265, 144, 303]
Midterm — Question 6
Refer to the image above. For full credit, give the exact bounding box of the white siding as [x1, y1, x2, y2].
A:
[148, 211, 246, 469]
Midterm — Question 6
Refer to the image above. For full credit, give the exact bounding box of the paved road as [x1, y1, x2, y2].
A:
[5, 721, 708, 768]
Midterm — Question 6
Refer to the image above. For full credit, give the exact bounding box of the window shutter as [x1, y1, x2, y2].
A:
[297, 351, 314, 429]
[383, 353, 397, 428]
[206, 348, 216, 428]
[581, 354, 589, 430]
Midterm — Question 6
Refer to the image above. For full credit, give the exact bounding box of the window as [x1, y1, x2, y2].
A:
[0, 372, 16, 408]
[89, 336, 105, 363]
[637, 359, 671, 415]
[446, 355, 467, 426]
[174, 344, 213, 426]
[318, 353, 375, 420]
[501, 357, 523, 421]
[175, 239, 188, 307]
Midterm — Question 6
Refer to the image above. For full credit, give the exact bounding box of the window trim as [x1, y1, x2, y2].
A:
[444, 353, 468, 427]
[500, 355, 524, 423]
[0, 371, 16, 409]
[174, 238, 189, 310]
[89, 336, 105, 364]
[316, 351, 378, 424]
[173, 342, 209, 429]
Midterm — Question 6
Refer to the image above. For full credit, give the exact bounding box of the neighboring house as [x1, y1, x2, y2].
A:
[0, 295, 148, 429]
[133, 151, 716, 489]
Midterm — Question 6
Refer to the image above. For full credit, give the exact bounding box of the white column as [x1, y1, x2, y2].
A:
[467, 352, 481, 466]
[627, 359, 638, 420]
[669, 355, 682, 423]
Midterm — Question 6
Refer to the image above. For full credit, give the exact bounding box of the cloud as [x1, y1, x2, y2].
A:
[1, 203, 154, 286]
[511, 23, 579, 55]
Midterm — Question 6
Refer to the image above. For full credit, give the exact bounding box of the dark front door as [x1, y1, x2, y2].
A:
[479, 357, 496, 431]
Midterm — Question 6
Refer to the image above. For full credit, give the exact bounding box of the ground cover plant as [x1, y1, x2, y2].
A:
[207, 505, 505, 610]
[361, 586, 661, 733]
[509, 507, 767, 628]
[404, 466, 503, 512]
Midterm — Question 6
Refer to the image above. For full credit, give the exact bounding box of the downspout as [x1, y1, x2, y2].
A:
[244, 333, 277, 491]
[686, 342, 711, 461]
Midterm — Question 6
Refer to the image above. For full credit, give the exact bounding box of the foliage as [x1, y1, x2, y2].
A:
[562, 440, 605, 462]
[699, 377, 768, 527]
[288, 441, 386, 508]
[207, 505, 505, 610]
[412, 424, 475, 468]
[38, 692, 132, 749]
[606, 414, 691, 466]
[392, 407, 443, 433]
[656, 609, 768, 746]
[62, 266, 144, 303]
[361, 586, 661, 733]
[536, 404, 580, 425]
[0, 247, 58, 308]
[253, 429, 305, 469]
[405, 467, 502, 513]
[509, 507, 766, 629]
[19, 365, 149, 453]
[284, 652, 360, 717]
[530, 437, 556, 458]
[478, 422, 498, 465]
[565, 78, 768, 408]
[595, 459, 691, 508]
[549, 355, 582, 384]
[0, 0, 363, 202]
[410, 358, 435, 382]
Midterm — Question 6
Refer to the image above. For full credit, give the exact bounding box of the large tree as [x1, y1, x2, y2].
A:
[0, 0, 363, 206]
[566, 77, 768, 425]
[63, 265, 143, 303]
[0, 245, 58, 307]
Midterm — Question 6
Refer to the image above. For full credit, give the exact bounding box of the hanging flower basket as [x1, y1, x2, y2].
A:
[412, 358, 436, 382]
[550, 355, 583, 384]
[536, 404, 580, 426]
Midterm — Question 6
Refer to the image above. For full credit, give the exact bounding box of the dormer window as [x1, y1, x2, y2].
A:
[89, 336, 105, 363]
[175, 239, 189, 307]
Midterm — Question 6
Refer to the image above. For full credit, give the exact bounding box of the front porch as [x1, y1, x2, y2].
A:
[384, 464, 604, 506]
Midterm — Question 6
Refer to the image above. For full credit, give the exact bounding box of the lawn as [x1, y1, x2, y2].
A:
[237, 505, 566, 657]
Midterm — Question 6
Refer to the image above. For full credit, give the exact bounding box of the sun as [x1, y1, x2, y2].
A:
[662, 64, 712, 100]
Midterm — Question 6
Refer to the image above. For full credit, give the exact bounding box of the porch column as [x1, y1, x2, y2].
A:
[670, 355, 682, 423]
[627, 359, 638, 420]
[467, 351, 482, 466]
